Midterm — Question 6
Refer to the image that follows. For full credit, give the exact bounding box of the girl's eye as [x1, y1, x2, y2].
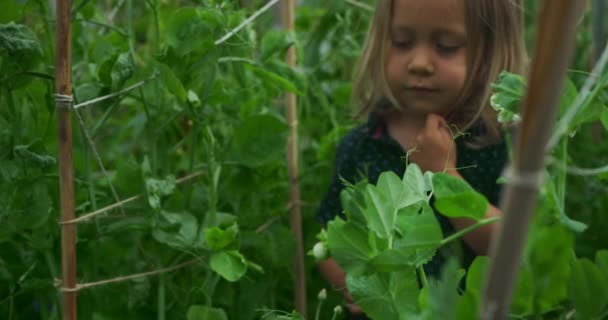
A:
[392, 39, 413, 49]
[436, 43, 462, 54]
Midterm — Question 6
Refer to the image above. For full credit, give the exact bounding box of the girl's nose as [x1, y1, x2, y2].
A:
[407, 46, 434, 75]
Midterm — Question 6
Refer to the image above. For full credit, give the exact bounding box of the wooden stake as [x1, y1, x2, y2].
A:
[480, 2, 585, 319]
[591, 0, 606, 142]
[283, 0, 307, 316]
[56, 0, 77, 319]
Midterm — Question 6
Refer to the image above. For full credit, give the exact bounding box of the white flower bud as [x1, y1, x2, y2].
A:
[318, 288, 327, 301]
[312, 242, 328, 261]
[333, 305, 343, 315]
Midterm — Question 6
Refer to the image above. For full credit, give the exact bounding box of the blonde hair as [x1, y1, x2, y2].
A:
[352, 0, 528, 147]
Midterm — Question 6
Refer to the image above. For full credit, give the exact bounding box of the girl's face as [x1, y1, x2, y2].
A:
[385, 0, 467, 116]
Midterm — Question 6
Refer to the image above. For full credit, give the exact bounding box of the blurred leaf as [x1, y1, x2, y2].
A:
[165, 8, 220, 56]
[432, 173, 488, 220]
[152, 211, 198, 249]
[259, 29, 295, 62]
[596, 250, 608, 277]
[490, 71, 525, 123]
[522, 225, 573, 313]
[13, 144, 56, 168]
[419, 259, 465, 320]
[145, 175, 176, 210]
[154, 60, 187, 103]
[246, 63, 301, 94]
[569, 257, 608, 319]
[186, 305, 228, 320]
[209, 250, 247, 282]
[204, 223, 239, 250]
[601, 107, 608, 130]
[0, 22, 42, 81]
[230, 114, 289, 167]
[110, 52, 134, 90]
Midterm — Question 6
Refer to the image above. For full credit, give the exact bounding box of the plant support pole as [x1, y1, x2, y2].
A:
[283, 0, 307, 316]
[56, 0, 77, 319]
[480, 2, 585, 319]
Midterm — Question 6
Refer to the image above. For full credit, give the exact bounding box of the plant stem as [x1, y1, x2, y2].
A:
[204, 127, 218, 228]
[127, 0, 134, 56]
[158, 274, 165, 320]
[145, 0, 160, 53]
[8, 285, 13, 320]
[559, 139, 567, 210]
[314, 299, 324, 320]
[417, 266, 429, 288]
[440, 217, 501, 246]
[330, 308, 340, 320]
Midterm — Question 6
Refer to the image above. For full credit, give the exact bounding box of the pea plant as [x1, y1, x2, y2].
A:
[0, 0, 371, 318]
[311, 68, 608, 319]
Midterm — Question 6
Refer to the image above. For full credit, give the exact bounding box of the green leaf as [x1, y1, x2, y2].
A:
[490, 71, 525, 123]
[596, 250, 608, 278]
[326, 218, 376, 275]
[154, 61, 187, 103]
[165, 8, 220, 56]
[204, 223, 239, 250]
[186, 305, 228, 320]
[569, 258, 608, 319]
[110, 52, 134, 90]
[259, 29, 295, 61]
[419, 259, 465, 320]
[230, 114, 289, 167]
[389, 203, 442, 268]
[432, 173, 488, 220]
[601, 107, 608, 131]
[404, 163, 432, 194]
[0, 22, 42, 79]
[363, 171, 406, 239]
[347, 269, 419, 320]
[455, 291, 478, 320]
[363, 171, 428, 239]
[340, 179, 370, 225]
[246, 63, 301, 94]
[511, 268, 534, 316]
[152, 211, 198, 250]
[465, 256, 488, 296]
[187, 90, 201, 107]
[209, 251, 247, 282]
[144, 175, 176, 210]
[525, 225, 573, 313]
[264, 59, 308, 94]
[13, 144, 56, 168]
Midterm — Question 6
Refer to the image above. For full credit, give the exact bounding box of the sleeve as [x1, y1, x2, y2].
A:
[315, 130, 361, 225]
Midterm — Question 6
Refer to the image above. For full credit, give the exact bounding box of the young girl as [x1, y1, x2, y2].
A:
[316, 0, 527, 318]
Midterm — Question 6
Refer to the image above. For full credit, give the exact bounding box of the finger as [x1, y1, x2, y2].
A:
[426, 113, 446, 130]
[347, 303, 364, 314]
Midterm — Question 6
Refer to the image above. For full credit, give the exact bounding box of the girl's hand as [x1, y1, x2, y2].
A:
[409, 113, 457, 174]
[343, 291, 364, 315]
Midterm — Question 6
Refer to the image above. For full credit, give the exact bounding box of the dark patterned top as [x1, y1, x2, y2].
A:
[317, 113, 508, 278]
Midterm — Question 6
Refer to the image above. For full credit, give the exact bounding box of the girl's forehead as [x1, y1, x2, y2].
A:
[390, 0, 465, 33]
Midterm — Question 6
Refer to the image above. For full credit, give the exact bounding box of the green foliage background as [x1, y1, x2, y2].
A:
[0, 0, 607, 319]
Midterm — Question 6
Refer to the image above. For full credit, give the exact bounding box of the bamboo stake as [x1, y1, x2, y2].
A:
[283, 0, 307, 316]
[480, 2, 586, 320]
[55, 0, 77, 319]
[591, 0, 606, 141]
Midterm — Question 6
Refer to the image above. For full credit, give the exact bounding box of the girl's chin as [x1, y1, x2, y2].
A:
[401, 103, 448, 116]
